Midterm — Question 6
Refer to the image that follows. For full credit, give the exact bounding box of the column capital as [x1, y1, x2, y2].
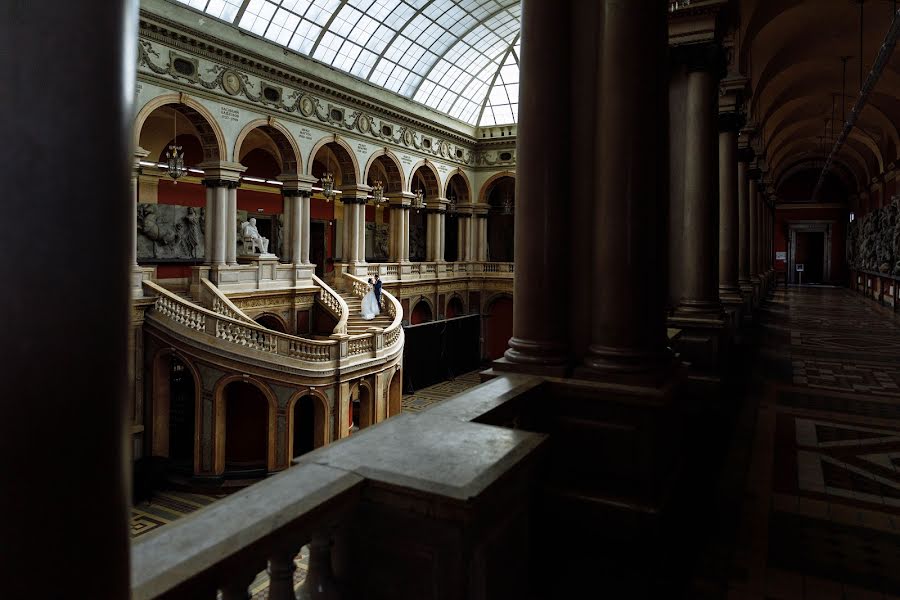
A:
[670, 42, 727, 77]
[737, 147, 755, 163]
[717, 111, 746, 133]
[389, 191, 416, 209]
[340, 184, 372, 204]
[133, 146, 150, 171]
[471, 203, 490, 217]
[279, 172, 318, 197]
[198, 161, 246, 187]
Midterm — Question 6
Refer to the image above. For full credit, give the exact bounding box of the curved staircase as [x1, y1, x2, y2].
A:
[342, 293, 393, 335]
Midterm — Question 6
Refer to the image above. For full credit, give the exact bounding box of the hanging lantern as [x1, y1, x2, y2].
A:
[372, 179, 384, 204]
[321, 172, 334, 201]
[166, 109, 186, 184]
[413, 187, 426, 213]
[448, 194, 457, 216]
[502, 192, 513, 215]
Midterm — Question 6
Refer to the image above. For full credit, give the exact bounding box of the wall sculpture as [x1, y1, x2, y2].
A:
[847, 196, 900, 274]
[137, 203, 205, 260]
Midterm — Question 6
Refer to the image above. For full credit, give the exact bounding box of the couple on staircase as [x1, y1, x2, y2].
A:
[361, 274, 382, 321]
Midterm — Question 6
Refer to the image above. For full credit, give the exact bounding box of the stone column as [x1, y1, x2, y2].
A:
[737, 149, 753, 303]
[456, 208, 473, 262]
[435, 198, 448, 262]
[282, 194, 293, 263]
[389, 193, 413, 263]
[131, 147, 150, 267]
[672, 45, 724, 320]
[425, 209, 437, 262]
[2, 1, 133, 594]
[227, 186, 238, 265]
[473, 204, 489, 261]
[749, 177, 760, 298]
[199, 162, 244, 268]
[301, 194, 311, 265]
[341, 185, 370, 270]
[580, 0, 671, 377]
[280, 174, 317, 266]
[718, 114, 742, 309]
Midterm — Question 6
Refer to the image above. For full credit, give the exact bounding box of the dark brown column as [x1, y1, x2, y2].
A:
[673, 45, 725, 319]
[1, 1, 133, 596]
[582, 0, 671, 375]
[502, 0, 570, 370]
[718, 115, 742, 306]
[749, 178, 760, 292]
[737, 152, 753, 299]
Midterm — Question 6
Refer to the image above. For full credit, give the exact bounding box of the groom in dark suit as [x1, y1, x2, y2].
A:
[373, 274, 383, 306]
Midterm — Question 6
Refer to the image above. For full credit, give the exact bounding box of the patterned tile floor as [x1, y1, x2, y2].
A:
[728, 287, 900, 600]
[131, 371, 482, 597]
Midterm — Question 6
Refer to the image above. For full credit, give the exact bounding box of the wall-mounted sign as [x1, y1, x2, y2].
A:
[796, 264, 805, 272]
[776, 251, 786, 260]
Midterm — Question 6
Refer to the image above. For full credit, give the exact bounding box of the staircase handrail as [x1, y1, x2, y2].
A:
[312, 273, 349, 336]
[143, 280, 339, 364]
[342, 272, 403, 339]
[199, 278, 256, 324]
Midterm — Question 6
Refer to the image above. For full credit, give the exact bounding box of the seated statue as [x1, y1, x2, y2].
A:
[241, 218, 269, 254]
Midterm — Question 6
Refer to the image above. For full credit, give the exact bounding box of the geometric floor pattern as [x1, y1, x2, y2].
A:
[131, 371, 483, 597]
[729, 286, 900, 600]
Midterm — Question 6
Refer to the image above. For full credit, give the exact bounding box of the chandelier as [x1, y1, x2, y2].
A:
[447, 194, 457, 217]
[320, 171, 335, 202]
[372, 179, 384, 204]
[669, 0, 691, 11]
[166, 108, 186, 184]
[502, 193, 513, 215]
[413, 187, 426, 213]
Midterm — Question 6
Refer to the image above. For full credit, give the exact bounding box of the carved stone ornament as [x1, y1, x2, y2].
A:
[299, 95, 315, 117]
[222, 69, 242, 95]
[847, 195, 900, 275]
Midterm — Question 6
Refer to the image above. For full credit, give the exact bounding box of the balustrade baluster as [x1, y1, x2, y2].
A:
[297, 535, 340, 600]
[267, 548, 302, 600]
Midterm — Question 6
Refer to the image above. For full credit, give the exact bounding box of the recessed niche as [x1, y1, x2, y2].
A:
[172, 57, 196, 77]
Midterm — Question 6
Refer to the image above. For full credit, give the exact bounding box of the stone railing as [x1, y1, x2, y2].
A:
[312, 273, 348, 335]
[131, 376, 547, 600]
[143, 281, 399, 370]
[347, 261, 513, 282]
[199, 278, 256, 324]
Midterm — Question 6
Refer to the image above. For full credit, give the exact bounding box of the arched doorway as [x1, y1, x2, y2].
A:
[311, 141, 358, 269]
[222, 381, 270, 476]
[387, 370, 402, 417]
[484, 295, 514, 361]
[410, 164, 440, 262]
[291, 392, 327, 459]
[445, 172, 470, 262]
[411, 299, 433, 325]
[446, 295, 465, 319]
[150, 351, 199, 473]
[359, 382, 374, 429]
[254, 313, 286, 333]
[365, 153, 404, 262]
[485, 176, 515, 262]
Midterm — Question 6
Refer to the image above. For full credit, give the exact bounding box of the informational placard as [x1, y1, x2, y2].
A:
[776, 251, 786, 260]
[796, 264, 805, 272]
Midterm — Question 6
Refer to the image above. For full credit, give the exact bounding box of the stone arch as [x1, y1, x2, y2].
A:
[387, 367, 402, 417]
[445, 169, 472, 203]
[357, 378, 375, 429]
[134, 93, 227, 162]
[307, 136, 360, 185]
[478, 171, 516, 204]
[212, 375, 279, 475]
[410, 160, 441, 198]
[233, 118, 302, 174]
[253, 312, 288, 333]
[410, 296, 435, 325]
[286, 388, 330, 459]
[446, 293, 466, 318]
[364, 149, 406, 194]
[150, 348, 202, 474]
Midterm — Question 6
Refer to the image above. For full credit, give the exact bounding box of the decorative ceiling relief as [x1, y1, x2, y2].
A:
[138, 38, 479, 167]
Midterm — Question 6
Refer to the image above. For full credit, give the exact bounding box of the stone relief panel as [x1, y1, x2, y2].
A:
[847, 195, 900, 274]
[365, 223, 389, 261]
[137, 203, 205, 260]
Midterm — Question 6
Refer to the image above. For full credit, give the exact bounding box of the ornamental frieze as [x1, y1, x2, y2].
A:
[230, 295, 310, 310]
[138, 38, 476, 167]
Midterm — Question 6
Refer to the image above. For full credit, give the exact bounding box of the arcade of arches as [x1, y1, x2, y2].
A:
[7, 0, 900, 598]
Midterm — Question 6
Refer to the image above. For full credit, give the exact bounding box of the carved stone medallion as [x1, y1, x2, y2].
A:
[222, 70, 242, 96]
[299, 95, 315, 117]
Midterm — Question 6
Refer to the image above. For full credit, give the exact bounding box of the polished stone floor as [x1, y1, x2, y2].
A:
[728, 287, 900, 600]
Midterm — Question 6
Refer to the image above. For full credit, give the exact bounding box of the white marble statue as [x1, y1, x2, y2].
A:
[241, 218, 269, 254]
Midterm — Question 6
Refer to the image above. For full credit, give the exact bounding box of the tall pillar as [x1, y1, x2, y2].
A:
[301, 195, 311, 265]
[131, 147, 150, 267]
[282, 194, 293, 262]
[718, 115, 742, 309]
[341, 185, 370, 271]
[473, 205, 489, 261]
[204, 185, 215, 264]
[388, 192, 413, 263]
[2, 1, 134, 594]
[737, 149, 753, 305]
[435, 198, 448, 262]
[425, 209, 437, 262]
[199, 162, 244, 268]
[495, 0, 570, 371]
[749, 177, 760, 303]
[280, 174, 317, 268]
[456, 208, 473, 262]
[227, 186, 238, 265]
[580, 0, 671, 377]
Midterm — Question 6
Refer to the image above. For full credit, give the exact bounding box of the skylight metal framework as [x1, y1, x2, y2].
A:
[169, 0, 520, 126]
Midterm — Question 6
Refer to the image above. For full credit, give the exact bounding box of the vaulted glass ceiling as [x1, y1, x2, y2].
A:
[170, 0, 520, 126]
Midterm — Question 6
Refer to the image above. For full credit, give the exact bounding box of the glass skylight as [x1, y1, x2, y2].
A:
[169, 0, 521, 126]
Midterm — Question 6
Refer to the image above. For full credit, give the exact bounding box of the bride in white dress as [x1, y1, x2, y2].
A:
[361, 278, 381, 320]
